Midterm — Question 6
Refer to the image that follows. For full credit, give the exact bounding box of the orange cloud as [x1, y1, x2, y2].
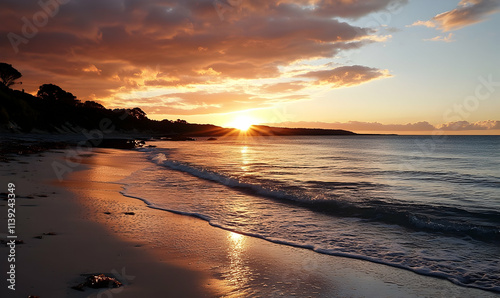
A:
[261, 82, 307, 93]
[425, 33, 455, 43]
[412, 0, 500, 32]
[111, 90, 303, 115]
[408, 20, 436, 28]
[0, 0, 399, 116]
[434, 0, 500, 31]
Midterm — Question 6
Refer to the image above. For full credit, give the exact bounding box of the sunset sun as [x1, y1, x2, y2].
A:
[229, 116, 258, 131]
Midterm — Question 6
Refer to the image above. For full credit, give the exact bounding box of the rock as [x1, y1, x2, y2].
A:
[86, 274, 123, 289]
[104, 211, 112, 215]
[207, 137, 217, 141]
[72, 274, 122, 291]
[124, 212, 135, 215]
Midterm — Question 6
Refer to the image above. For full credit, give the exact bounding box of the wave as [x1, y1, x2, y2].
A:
[119, 183, 500, 294]
[150, 152, 500, 243]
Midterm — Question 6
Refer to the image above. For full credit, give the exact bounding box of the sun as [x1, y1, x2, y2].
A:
[229, 116, 258, 131]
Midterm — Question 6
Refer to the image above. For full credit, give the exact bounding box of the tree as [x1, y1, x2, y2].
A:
[0, 63, 22, 87]
[129, 107, 147, 120]
[37, 84, 80, 105]
[82, 100, 105, 109]
[112, 108, 147, 120]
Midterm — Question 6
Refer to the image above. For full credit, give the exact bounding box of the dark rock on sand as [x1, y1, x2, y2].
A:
[72, 274, 122, 291]
[207, 137, 217, 141]
[124, 212, 135, 215]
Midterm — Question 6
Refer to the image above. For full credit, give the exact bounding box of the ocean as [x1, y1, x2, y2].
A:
[120, 135, 500, 293]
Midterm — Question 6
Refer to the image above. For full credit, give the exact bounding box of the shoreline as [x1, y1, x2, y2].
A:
[1, 148, 497, 297]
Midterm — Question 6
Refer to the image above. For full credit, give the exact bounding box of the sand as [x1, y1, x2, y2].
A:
[0, 148, 497, 297]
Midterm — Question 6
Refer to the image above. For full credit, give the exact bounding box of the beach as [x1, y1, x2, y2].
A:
[0, 146, 497, 297]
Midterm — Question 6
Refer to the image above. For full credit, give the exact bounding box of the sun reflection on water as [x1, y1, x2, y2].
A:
[240, 146, 250, 172]
[226, 232, 252, 292]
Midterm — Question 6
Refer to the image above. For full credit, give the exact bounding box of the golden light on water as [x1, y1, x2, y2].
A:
[227, 231, 251, 288]
[229, 231, 244, 244]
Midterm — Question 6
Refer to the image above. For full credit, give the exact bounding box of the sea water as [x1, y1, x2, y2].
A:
[121, 135, 500, 293]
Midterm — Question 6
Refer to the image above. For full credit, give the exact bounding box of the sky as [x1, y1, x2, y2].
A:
[1, 0, 499, 134]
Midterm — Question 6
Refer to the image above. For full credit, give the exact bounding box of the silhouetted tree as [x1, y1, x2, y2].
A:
[82, 100, 105, 109]
[0, 63, 22, 87]
[129, 107, 147, 120]
[175, 119, 187, 124]
[37, 84, 80, 105]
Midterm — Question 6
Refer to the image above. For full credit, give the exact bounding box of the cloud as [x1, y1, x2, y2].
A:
[425, 33, 455, 42]
[411, 0, 500, 32]
[434, 0, 500, 31]
[0, 0, 400, 116]
[261, 82, 308, 93]
[311, 0, 409, 19]
[110, 89, 309, 115]
[408, 20, 436, 28]
[298, 65, 391, 87]
[265, 120, 500, 132]
[439, 120, 500, 130]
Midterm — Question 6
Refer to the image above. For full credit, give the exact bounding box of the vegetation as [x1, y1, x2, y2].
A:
[0, 63, 22, 88]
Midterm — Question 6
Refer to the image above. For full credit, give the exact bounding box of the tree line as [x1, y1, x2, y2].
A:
[0, 62, 227, 135]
